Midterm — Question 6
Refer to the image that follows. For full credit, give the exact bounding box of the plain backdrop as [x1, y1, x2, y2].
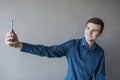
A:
[0, 0, 120, 80]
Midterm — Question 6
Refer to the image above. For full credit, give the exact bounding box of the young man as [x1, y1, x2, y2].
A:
[5, 17, 105, 80]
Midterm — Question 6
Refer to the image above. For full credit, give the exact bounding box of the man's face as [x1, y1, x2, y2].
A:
[84, 22, 102, 42]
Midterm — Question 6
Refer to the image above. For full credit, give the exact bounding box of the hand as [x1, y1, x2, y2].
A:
[5, 30, 22, 49]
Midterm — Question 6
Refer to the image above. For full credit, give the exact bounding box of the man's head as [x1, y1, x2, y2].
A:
[84, 17, 104, 43]
[87, 17, 104, 33]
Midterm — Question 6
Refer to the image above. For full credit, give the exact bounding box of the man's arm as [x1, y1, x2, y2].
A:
[5, 30, 68, 57]
[20, 42, 67, 57]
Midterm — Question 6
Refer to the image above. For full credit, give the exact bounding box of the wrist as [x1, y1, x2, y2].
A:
[15, 42, 22, 49]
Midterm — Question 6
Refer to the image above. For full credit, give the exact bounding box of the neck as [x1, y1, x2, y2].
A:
[87, 40, 94, 48]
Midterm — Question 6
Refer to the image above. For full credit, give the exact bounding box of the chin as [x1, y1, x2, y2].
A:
[85, 37, 94, 42]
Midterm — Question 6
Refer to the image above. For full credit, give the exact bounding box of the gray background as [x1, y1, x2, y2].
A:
[0, 0, 120, 80]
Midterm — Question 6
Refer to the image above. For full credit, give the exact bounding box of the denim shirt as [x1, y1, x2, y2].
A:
[21, 37, 105, 80]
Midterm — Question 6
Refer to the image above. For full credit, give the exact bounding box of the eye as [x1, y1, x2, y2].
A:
[93, 30, 99, 33]
[86, 27, 90, 30]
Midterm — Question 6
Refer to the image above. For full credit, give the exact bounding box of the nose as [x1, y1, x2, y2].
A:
[88, 30, 92, 34]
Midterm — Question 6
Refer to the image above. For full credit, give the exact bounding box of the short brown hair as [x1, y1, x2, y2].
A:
[87, 17, 104, 33]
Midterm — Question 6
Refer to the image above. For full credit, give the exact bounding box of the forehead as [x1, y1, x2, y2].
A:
[87, 23, 101, 30]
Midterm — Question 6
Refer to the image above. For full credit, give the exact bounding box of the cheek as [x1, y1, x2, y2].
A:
[93, 33, 99, 38]
[84, 30, 87, 36]
[84, 29, 88, 34]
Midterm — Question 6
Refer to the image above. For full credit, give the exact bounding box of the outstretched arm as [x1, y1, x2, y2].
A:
[5, 30, 69, 58]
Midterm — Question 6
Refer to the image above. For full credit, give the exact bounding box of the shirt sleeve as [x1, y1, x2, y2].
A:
[20, 39, 77, 58]
[94, 51, 105, 80]
[20, 42, 68, 58]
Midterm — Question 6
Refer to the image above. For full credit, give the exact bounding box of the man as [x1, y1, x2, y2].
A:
[5, 17, 105, 80]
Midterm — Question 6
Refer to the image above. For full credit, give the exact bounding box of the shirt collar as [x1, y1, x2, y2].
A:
[81, 37, 96, 50]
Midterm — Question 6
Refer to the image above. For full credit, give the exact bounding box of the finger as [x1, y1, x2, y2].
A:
[5, 34, 12, 39]
[6, 41, 16, 47]
[6, 32, 11, 36]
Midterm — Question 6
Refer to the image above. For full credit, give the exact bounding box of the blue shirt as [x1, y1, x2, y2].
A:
[21, 37, 105, 80]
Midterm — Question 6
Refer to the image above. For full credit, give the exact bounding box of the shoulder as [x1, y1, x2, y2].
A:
[60, 38, 81, 48]
[95, 43, 104, 54]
